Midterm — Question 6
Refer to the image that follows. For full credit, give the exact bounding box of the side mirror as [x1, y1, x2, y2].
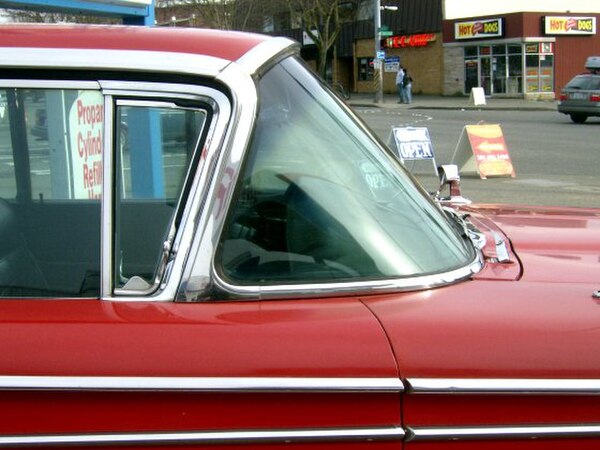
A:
[437, 164, 471, 205]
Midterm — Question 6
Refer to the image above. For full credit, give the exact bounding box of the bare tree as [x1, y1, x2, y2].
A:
[156, 0, 260, 30]
[288, 0, 355, 79]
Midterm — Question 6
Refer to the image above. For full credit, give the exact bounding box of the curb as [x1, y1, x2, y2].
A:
[347, 96, 558, 112]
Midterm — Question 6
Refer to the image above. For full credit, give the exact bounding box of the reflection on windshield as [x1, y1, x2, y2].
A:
[218, 57, 475, 284]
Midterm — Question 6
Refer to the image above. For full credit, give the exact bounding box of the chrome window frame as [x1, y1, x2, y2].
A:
[111, 98, 208, 297]
[0, 48, 229, 78]
[0, 48, 234, 302]
[99, 81, 231, 302]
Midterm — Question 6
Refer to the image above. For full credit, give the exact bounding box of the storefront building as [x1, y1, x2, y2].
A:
[443, 12, 600, 99]
[354, 31, 444, 96]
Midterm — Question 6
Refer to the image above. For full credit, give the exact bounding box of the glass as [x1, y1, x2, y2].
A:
[464, 59, 478, 93]
[0, 89, 17, 199]
[0, 88, 102, 297]
[492, 45, 506, 55]
[540, 55, 554, 92]
[464, 46, 477, 57]
[493, 55, 507, 94]
[526, 54, 540, 92]
[115, 103, 206, 291]
[481, 57, 491, 95]
[507, 44, 522, 55]
[218, 57, 474, 285]
[359, 57, 374, 81]
[565, 75, 593, 89]
[507, 54, 523, 94]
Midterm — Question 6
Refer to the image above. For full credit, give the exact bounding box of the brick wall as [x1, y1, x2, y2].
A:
[354, 34, 444, 95]
[443, 46, 464, 96]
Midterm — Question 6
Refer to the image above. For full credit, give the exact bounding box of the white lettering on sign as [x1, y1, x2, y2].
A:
[393, 127, 435, 160]
[70, 91, 104, 199]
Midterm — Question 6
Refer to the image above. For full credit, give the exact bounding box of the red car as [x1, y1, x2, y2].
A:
[0, 24, 598, 449]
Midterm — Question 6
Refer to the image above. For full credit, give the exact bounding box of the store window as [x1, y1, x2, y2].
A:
[525, 43, 554, 94]
[462, 42, 552, 96]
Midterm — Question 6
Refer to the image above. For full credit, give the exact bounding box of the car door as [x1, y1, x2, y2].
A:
[0, 80, 403, 449]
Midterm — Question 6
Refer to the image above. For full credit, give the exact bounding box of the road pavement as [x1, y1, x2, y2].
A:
[346, 94, 600, 209]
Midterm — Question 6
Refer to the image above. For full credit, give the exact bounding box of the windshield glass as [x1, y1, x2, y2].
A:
[218, 57, 475, 284]
[565, 74, 599, 90]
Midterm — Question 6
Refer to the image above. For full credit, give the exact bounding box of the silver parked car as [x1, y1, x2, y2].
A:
[558, 56, 600, 123]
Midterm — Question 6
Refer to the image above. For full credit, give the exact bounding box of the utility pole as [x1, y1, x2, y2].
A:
[374, 0, 383, 103]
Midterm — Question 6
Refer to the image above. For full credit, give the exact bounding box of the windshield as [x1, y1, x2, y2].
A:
[218, 57, 475, 284]
[565, 74, 600, 90]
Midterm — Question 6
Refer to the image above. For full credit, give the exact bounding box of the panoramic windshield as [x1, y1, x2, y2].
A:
[218, 56, 475, 284]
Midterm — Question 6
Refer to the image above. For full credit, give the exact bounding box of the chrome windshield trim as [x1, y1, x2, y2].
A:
[204, 253, 483, 301]
[407, 378, 600, 395]
[178, 61, 259, 302]
[406, 424, 600, 442]
[235, 37, 299, 76]
[0, 48, 228, 78]
[0, 376, 403, 393]
[0, 427, 405, 447]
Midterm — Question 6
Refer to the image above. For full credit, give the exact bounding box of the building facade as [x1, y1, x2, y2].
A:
[443, 12, 600, 99]
[154, 1, 600, 99]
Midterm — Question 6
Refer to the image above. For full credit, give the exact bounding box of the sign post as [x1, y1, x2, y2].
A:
[388, 126, 438, 176]
[451, 123, 515, 179]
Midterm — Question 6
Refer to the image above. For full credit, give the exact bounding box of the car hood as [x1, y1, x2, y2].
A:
[363, 203, 600, 379]
[468, 204, 600, 284]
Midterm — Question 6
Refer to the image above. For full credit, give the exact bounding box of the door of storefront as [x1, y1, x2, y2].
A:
[480, 56, 491, 95]
[465, 60, 478, 94]
[492, 53, 507, 94]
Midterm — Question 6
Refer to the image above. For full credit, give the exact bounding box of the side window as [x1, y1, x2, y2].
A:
[114, 101, 206, 293]
[0, 87, 102, 297]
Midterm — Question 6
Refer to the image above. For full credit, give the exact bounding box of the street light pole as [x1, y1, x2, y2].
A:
[374, 0, 383, 103]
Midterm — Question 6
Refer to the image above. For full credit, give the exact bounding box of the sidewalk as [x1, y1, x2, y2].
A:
[348, 93, 558, 111]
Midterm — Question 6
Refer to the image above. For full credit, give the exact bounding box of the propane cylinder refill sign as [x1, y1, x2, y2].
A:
[69, 91, 104, 199]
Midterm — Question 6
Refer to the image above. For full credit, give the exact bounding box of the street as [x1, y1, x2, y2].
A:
[355, 105, 600, 208]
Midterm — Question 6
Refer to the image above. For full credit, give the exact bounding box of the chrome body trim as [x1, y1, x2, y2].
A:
[0, 427, 405, 447]
[407, 378, 600, 395]
[0, 48, 228, 78]
[0, 376, 403, 392]
[406, 424, 600, 442]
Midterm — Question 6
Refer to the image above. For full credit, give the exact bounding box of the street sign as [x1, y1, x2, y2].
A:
[376, 50, 385, 59]
[380, 31, 393, 36]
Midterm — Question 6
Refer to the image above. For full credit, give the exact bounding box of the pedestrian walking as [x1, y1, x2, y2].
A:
[402, 67, 413, 104]
[395, 66, 405, 103]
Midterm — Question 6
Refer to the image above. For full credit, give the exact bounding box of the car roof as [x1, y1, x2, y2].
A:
[0, 23, 271, 63]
